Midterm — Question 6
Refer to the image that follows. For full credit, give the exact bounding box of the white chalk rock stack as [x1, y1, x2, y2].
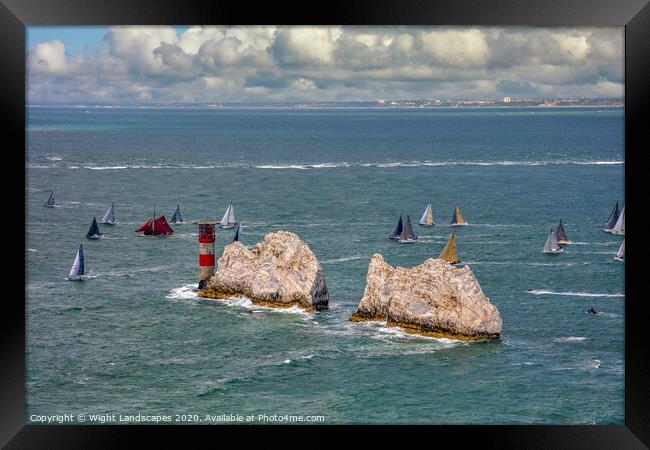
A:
[350, 254, 502, 340]
[199, 230, 328, 311]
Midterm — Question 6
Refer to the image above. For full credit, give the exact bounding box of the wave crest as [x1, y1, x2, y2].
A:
[27, 159, 623, 171]
[527, 290, 624, 298]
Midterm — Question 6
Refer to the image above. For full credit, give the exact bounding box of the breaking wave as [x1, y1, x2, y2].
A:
[255, 162, 352, 169]
[352, 320, 471, 346]
[238, 300, 314, 318]
[26, 164, 58, 169]
[167, 284, 313, 317]
[28, 160, 624, 170]
[281, 354, 315, 364]
[587, 358, 602, 369]
[465, 261, 577, 267]
[467, 223, 534, 228]
[45, 163, 248, 170]
[321, 255, 366, 264]
[166, 284, 199, 300]
[253, 160, 623, 170]
[86, 266, 169, 279]
[526, 290, 624, 298]
[553, 336, 588, 342]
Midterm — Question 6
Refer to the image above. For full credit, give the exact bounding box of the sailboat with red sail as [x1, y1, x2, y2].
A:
[135, 206, 174, 236]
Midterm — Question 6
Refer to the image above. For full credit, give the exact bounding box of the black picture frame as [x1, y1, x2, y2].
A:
[2, 0, 648, 447]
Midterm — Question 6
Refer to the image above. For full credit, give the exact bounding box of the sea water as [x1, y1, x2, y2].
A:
[26, 107, 624, 424]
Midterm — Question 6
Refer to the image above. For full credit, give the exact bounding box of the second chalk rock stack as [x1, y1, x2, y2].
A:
[350, 254, 502, 340]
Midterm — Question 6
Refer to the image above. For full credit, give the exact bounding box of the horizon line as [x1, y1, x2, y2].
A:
[27, 97, 625, 107]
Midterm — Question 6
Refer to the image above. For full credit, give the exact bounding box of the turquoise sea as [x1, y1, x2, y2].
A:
[26, 106, 624, 424]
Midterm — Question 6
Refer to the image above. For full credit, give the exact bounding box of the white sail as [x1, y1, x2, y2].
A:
[220, 205, 231, 225]
[101, 203, 115, 223]
[615, 240, 625, 260]
[68, 245, 84, 279]
[542, 231, 553, 252]
[419, 203, 434, 225]
[228, 204, 236, 224]
[542, 228, 562, 253]
[68, 252, 81, 278]
[611, 207, 625, 235]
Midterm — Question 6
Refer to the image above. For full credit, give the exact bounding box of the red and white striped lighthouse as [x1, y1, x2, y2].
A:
[195, 220, 217, 289]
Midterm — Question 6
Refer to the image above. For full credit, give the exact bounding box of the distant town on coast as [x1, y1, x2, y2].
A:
[29, 97, 624, 109]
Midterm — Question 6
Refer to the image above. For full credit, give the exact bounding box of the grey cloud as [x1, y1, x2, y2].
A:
[28, 26, 624, 104]
[496, 80, 541, 96]
[243, 71, 292, 89]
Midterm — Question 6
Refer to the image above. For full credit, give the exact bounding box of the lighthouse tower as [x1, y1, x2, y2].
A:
[195, 220, 217, 289]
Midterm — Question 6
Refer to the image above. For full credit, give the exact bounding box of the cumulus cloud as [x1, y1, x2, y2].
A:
[30, 40, 74, 75]
[419, 29, 490, 67]
[27, 26, 624, 103]
[272, 27, 342, 66]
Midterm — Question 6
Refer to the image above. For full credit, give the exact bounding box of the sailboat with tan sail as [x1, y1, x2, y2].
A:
[439, 232, 461, 264]
[451, 205, 468, 226]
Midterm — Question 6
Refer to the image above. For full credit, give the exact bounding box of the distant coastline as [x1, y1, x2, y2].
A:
[27, 98, 624, 110]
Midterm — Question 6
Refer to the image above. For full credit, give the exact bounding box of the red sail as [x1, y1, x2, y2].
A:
[136, 216, 174, 235]
[150, 216, 174, 235]
[136, 219, 153, 232]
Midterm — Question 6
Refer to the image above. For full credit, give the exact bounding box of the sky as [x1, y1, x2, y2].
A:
[27, 26, 624, 104]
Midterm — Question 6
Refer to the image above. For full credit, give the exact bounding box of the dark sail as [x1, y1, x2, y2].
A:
[77, 244, 85, 275]
[399, 215, 417, 241]
[389, 215, 403, 240]
[604, 202, 620, 231]
[44, 191, 55, 207]
[67, 244, 85, 279]
[555, 220, 569, 243]
[171, 205, 183, 223]
[233, 224, 240, 242]
[86, 217, 102, 239]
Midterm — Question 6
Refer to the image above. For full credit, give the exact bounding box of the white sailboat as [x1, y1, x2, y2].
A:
[614, 239, 624, 262]
[542, 227, 563, 254]
[219, 203, 237, 229]
[101, 203, 116, 224]
[419, 203, 434, 226]
[67, 244, 85, 280]
[611, 207, 625, 235]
